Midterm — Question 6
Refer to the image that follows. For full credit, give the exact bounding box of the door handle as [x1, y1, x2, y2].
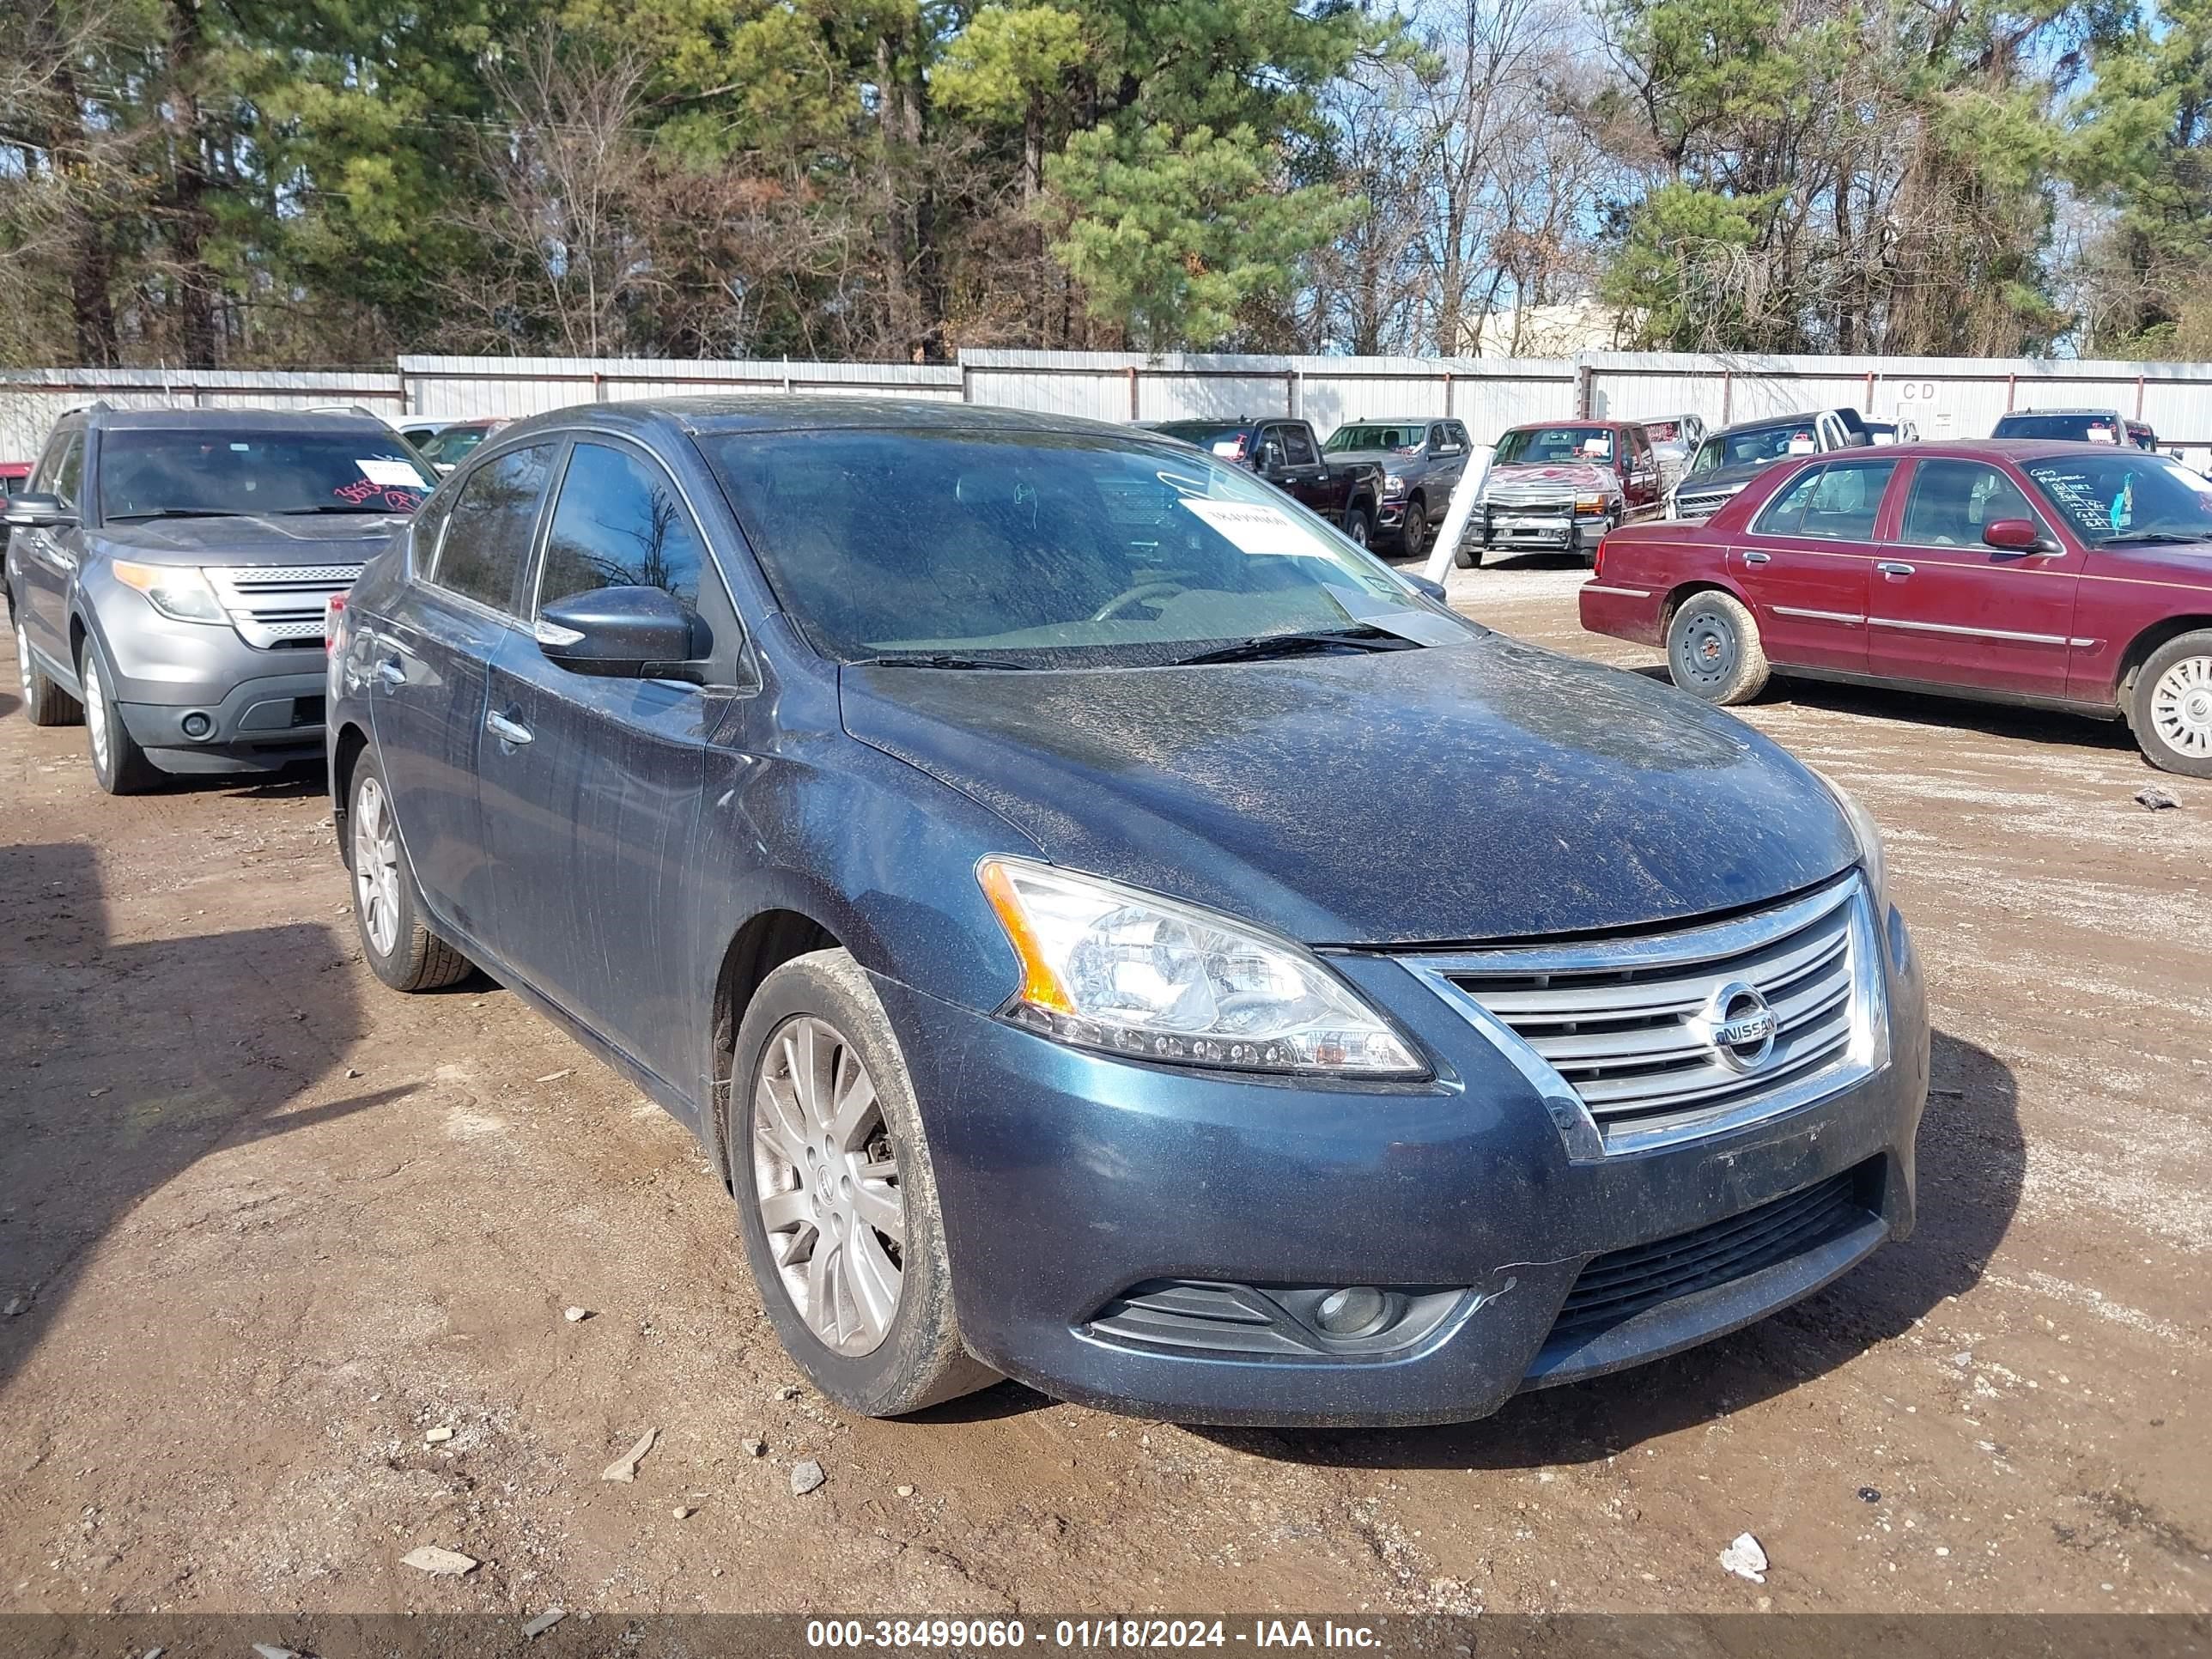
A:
[485, 709, 533, 746]
[1875, 562, 1915, 577]
[375, 659, 405, 688]
[1742, 551, 1772, 565]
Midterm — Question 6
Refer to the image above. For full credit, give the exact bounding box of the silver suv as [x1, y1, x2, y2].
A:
[4, 405, 433, 793]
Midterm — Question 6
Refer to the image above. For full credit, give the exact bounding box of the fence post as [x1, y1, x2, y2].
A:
[1127, 365, 1139, 421]
[1574, 362, 1594, 418]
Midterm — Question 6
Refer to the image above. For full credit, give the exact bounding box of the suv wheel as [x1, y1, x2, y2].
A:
[79, 640, 161, 793]
[730, 948, 996, 1417]
[2131, 630, 2212, 778]
[1454, 535, 1482, 570]
[13, 613, 81, 726]
[1340, 504, 1372, 549]
[1666, 590, 1771, 705]
[1398, 499, 1428, 560]
[349, 756, 474, 990]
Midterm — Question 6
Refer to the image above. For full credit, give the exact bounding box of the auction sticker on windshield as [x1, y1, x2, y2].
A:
[1181, 497, 1334, 557]
[357, 459, 425, 487]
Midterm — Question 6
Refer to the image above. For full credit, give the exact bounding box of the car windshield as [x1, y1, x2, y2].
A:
[1689, 422, 1817, 476]
[1492, 426, 1615, 465]
[704, 428, 1428, 666]
[2023, 454, 2212, 546]
[1995, 413, 2121, 444]
[415, 425, 496, 467]
[1325, 424, 1423, 453]
[98, 430, 434, 520]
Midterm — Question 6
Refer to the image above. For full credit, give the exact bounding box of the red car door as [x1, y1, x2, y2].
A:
[1726, 458, 1898, 673]
[1620, 427, 1662, 520]
[1864, 458, 2080, 700]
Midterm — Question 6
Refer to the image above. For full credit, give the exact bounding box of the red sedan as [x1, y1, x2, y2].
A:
[1579, 441, 2212, 776]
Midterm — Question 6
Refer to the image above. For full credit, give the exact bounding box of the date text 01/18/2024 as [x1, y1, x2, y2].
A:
[805, 1620, 1384, 1650]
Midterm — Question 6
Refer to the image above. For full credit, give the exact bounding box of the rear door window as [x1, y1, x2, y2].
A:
[1281, 426, 1319, 467]
[538, 442, 705, 614]
[39, 431, 84, 508]
[431, 444, 556, 614]
[1753, 461, 1896, 540]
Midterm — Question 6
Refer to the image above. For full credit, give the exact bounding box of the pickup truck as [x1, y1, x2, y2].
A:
[1145, 419, 1387, 547]
[1668, 408, 1871, 519]
[1319, 417, 1476, 558]
[1463, 419, 1663, 567]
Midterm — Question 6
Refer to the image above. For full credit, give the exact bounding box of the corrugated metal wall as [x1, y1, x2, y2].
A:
[9, 350, 2212, 466]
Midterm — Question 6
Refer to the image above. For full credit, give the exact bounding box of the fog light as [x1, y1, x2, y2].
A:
[180, 712, 214, 739]
[1314, 1285, 1389, 1337]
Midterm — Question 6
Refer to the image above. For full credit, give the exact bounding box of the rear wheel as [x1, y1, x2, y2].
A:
[349, 756, 474, 991]
[1666, 590, 1771, 705]
[79, 640, 161, 793]
[731, 949, 995, 1417]
[13, 613, 80, 726]
[1398, 498, 1428, 560]
[2131, 630, 2212, 778]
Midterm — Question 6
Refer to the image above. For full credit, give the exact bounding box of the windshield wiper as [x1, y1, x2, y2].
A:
[104, 507, 245, 521]
[1170, 625, 1415, 666]
[849, 653, 1039, 671]
[2101, 531, 2211, 546]
[275, 503, 416, 515]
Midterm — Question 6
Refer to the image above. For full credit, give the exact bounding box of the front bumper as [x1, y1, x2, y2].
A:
[881, 901, 1927, 1427]
[1478, 510, 1608, 552]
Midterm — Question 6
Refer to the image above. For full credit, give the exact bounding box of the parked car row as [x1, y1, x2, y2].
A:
[6, 392, 1930, 1431]
[1581, 438, 2212, 776]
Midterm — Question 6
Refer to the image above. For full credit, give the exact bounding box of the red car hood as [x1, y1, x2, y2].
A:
[1486, 460, 1616, 493]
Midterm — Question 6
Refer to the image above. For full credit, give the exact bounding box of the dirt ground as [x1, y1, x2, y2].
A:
[3, 561, 2208, 1622]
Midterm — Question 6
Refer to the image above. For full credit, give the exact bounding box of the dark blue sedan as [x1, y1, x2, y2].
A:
[326, 398, 1929, 1425]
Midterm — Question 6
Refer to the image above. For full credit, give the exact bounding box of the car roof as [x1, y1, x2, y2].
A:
[1499, 418, 1635, 432]
[501, 394, 1152, 445]
[1766, 438, 2167, 463]
[1334, 416, 1445, 426]
[78, 406, 404, 434]
[1996, 407, 2126, 417]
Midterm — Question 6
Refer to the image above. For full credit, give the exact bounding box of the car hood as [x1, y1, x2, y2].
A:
[89, 514, 410, 567]
[1679, 459, 1782, 494]
[840, 636, 1857, 946]
[1484, 460, 1618, 497]
[1328, 447, 1425, 469]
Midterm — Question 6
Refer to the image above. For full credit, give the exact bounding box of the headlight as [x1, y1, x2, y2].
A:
[1573, 493, 1611, 515]
[112, 561, 225, 624]
[1811, 769, 1887, 913]
[1382, 473, 1407, 496]
[976, 857, 1425, 1077]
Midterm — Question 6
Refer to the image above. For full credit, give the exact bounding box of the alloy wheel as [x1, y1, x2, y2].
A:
[352, 775, 404, 957]
[2149, 654, 2212, 759]
[82, 653, 111, 775]
[751, 1016, 906, 1356]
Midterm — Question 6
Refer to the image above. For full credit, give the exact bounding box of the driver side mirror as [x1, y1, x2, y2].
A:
[1437, 441, 1463, 456]
[1983, 518, 2057, 556]
[3, 491, 75, 529]
[537, 586, 705, 678]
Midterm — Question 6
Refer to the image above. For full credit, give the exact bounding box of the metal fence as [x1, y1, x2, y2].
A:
[9, 348, 2212, 466]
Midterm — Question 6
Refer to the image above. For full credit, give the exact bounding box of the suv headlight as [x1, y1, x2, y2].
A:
[1382, 473, 1407, 496]
[977, 857, 1425, 1078]
[1811, 769, 1887, 913]
[1573, 492, 1611, 516]
[112, 561, 225, 624]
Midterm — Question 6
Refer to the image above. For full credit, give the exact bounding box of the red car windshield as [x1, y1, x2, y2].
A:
[1493, 426, 1615, 465]
[2023, 454, 2212, 547]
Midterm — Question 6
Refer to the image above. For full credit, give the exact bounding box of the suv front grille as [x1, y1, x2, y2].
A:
[1403, 874, 1885, 1158]
[204, 563, 363, 649]
[1673, 485, 1740, 517]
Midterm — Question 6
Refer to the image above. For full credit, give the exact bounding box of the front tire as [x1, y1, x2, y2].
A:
[730, 949, 995, 1418]
[348, 755, 474, 991]
[1340, 504, 1372, 550]
[1397, 499, 1428, 560]
[79, 639, 161, 793]
[2131, 629, 2212, 778]
[13, 613, 81, 726]
[1454, 534, 1481, 569]
[1666, 590, 1771, 705]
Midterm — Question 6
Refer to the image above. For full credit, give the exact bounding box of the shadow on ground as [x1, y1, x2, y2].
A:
[0, 841, 414, 1395]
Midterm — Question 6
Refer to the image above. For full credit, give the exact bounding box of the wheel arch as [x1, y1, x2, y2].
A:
[2117, 614, 2212, 697]
[709, 904, 848, 1191]
[1661, 578, 1750, 633]
[331, 721, 371, 865]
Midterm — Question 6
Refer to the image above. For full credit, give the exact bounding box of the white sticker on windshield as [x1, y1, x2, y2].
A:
[1210, 440, 1244, 459]
[357, 459, 424, 487]
[2087, 424, 2113, 442]
[1180, 497, 1334, 557]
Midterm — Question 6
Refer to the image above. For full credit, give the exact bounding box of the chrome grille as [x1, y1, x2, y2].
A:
[1672, 484, 1741, 518]
[1404, 875, 1885, 1158]
[204, 563, 364, 649]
